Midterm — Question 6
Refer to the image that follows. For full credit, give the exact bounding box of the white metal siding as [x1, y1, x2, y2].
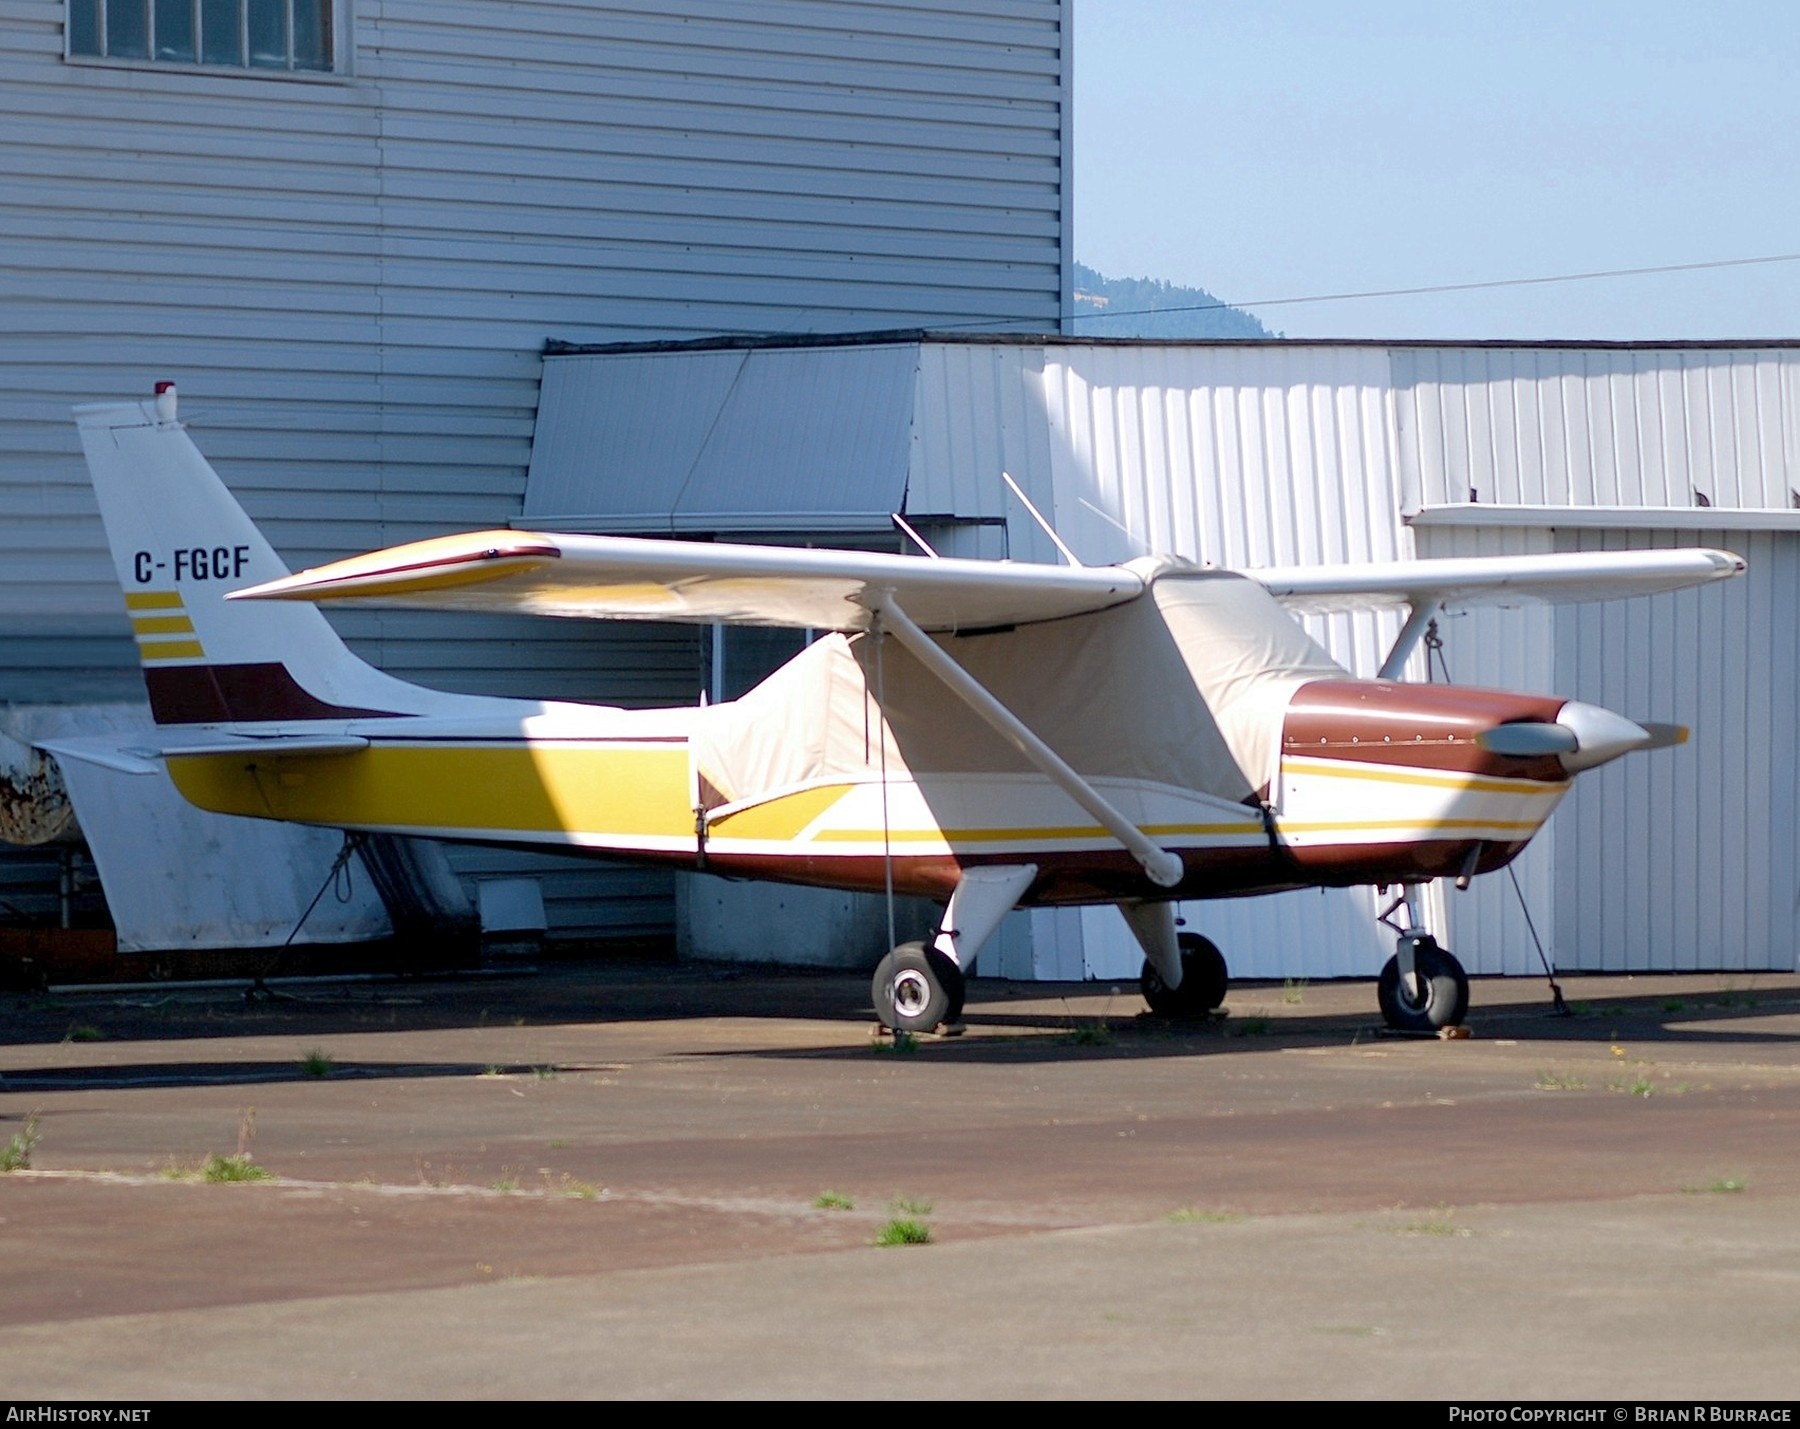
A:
[0, 0, 1070, 939]
[1394, 345, 1800, 513]
[1548, 527, 1798, 973]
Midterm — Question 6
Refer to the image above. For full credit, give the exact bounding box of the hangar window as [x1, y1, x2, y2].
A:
[68, 1, 337, 73]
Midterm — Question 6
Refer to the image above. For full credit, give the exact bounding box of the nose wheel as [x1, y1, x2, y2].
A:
[872, 941, 966, 1033]
[1377, 933, 1469, 1032]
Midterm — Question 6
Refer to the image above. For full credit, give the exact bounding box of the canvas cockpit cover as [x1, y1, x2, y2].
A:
[689, 570, 1346, 812]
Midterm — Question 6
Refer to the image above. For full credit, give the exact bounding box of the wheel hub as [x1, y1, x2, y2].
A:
[891, 968, 932, 1018]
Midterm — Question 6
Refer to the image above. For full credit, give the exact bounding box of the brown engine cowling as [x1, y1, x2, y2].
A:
[1274, 679, 1576, 885]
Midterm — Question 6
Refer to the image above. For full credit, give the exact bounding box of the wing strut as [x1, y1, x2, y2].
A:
[1377, 600, 1441, 680]
[859, 589, 1184, 889]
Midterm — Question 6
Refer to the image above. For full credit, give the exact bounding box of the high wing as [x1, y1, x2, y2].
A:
[231, 529, 1144, 633]
[1250, 546, 1746, 680]
[1252, 548, 1745, 615]
[235, 529, 1745, 636]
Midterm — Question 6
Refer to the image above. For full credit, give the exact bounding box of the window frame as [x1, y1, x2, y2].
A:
[65, 0, 354, 80]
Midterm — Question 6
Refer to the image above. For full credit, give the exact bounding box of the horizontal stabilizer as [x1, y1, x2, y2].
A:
[38, 733, 371, 775]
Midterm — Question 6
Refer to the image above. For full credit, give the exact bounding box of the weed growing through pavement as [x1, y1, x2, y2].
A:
[0, 1113, 41, 1172]
[1609, 1076, 1656, 1098]
[532, 1066, 558, 1081]
[873, 1194, 936, 1244]
[814, 1190, 855, 1210]
[63, 1023, 103, 1043]
[1234, 1016, 1271, 1037]
[299, 1047, 333, 1078]
[873, 1218, 932, 1246]
[1683, 1177, 1747, 1195]
[1063, 1022, 1113, 1047]
[1393, 1205, 1473, 1238]
[1166, 1207, 1242, 1224]
[1282, 979, 1308, 1005]
[872, 1030, 919, 1055]
[1534, 1071, 1587, 1091]
[200, 1153, 273, 1183]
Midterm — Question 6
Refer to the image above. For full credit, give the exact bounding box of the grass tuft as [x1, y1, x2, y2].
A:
[1394, 1204, 1473, 1238]
[1063, 1022, 1113, 1047]
[63, 1023, 104, 1044]
[1233, 1016, 1271, 1037]
[1534, 1071, 1587, 1092]
[201, 1153, 272, 1183]
[1683, 1177, 1748, 1195]
[814, 1190, 855, 1211]
[1282, 978, 1308, 1005]
[873, 1218, 932, 1247]
[532, 1065, 558, 1081]
[299, 1047, 333, 1078]
[1166, 1207, 1242, 1224]
[0, 1113, 41, 1173]
[872, 1030, 919, 1055]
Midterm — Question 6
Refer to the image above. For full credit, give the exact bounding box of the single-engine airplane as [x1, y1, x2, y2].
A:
[54, 387, 1744, 1033]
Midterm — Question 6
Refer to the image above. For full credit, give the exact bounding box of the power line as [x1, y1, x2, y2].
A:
[1066, 251, 1800, 326]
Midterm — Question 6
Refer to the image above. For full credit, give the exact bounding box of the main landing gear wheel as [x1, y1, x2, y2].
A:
[1377, 936, 1469, 1032]
[872, 941, 965, 1033]
[1140, 932, 1229, 1018]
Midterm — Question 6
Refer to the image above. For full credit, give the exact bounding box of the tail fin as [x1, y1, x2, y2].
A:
[76, 387, 448, 726]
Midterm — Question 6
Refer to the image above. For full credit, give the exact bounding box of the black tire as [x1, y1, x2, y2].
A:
[1140, 932, 1229, 1018]
[871, 941, 965, 1032]
[1377, 936, 1469, 1031]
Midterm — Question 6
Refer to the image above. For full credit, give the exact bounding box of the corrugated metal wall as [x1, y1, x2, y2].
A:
[0, 0, 1070, 940]
[1395, 345, 1800, 513]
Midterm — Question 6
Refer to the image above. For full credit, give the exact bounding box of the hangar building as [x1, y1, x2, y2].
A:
[0, 0, 1072, 950]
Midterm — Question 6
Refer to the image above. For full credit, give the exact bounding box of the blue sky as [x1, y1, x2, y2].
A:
[1074, 2, 1800, 339]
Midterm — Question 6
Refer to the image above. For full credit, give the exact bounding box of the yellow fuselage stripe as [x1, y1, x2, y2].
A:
[1281, 756, 1565, 796]
[162, 741, 1552, 855]
[138, 640, 206, 661]
[167, 743, 695, 839]
[132, 614, 196, 636]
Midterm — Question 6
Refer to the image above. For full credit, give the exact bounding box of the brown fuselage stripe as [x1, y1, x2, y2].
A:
[144, 663, 402, 726]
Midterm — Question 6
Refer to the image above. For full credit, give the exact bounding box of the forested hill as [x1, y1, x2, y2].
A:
[1071, 262, 1274, 339]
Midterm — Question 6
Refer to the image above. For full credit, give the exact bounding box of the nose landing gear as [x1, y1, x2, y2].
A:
[1376, 889, 1469, 1032]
